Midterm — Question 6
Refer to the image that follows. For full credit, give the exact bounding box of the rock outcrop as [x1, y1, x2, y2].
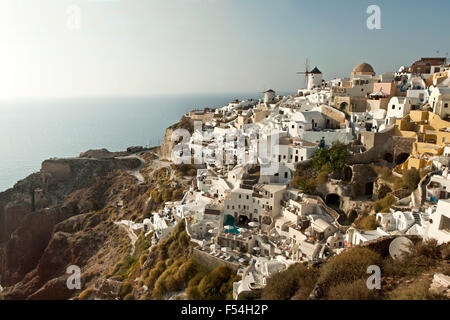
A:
[0, 151, 141, 299]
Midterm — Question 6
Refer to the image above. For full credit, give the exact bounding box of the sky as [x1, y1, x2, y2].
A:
[0, 0, 449, 100]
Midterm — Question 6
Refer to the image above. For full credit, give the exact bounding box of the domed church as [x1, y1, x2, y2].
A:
[351, 62, 375, 80]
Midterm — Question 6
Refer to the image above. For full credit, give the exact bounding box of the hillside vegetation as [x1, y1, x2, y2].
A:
[259, 240, 450, 300]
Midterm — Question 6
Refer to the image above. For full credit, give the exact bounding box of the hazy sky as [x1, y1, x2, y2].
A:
[0, 0, 449, 100]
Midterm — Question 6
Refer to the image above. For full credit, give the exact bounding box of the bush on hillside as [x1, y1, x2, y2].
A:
[373, 194, 396, 213]
[318, 247, 382, 289]
[354, 215, 380, 230]
[327, 278, 380, 300]
[261, 263, 318, 300]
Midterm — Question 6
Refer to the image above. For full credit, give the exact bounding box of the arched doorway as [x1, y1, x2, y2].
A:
[340, 102, 348, 111]
[365, 182, 374, 196]
[238, 215, 249, 226]
[383, 153, 393, 163]
[325, 193, 341, 208]
[343, 166, 353, 182]
[395, 153, 409, 165]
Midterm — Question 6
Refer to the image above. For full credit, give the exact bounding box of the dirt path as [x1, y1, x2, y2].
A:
[117, 154, 146, 184]
[115, 221, 138, 255]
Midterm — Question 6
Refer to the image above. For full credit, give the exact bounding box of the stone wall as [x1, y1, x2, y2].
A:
[41, 160, 72, 183]
[347, 164, 377, 198]
[192, 248, 239, 271]
[392, 136, 415, 160]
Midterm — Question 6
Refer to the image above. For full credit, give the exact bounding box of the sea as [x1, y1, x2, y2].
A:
[0, 92, 278, 192]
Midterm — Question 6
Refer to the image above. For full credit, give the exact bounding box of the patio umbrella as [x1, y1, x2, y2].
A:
[224, 225, 233, 230]
[248, 222, 259, 227]
[253, 246, 261, 251]
[238, 258, 246, 263]
[238, 227, 248, 233]
[208, 229, 216, 234]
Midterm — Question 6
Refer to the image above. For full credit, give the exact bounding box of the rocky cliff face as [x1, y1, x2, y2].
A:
[0, 152, 141, 299]
[159, 117, 194, 161]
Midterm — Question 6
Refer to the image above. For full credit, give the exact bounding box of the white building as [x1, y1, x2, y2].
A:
[307, 67, 323, 91]
[263, 89, 276, 103]
[224, 184, 287, 225]
[233, 256, 287, 299]
[406, 76, 429, 107]
[385, 97, 412, 125]
[424, 199, 450, 244]
[345, 227, 389, 247]
[426, 169, 450, 202]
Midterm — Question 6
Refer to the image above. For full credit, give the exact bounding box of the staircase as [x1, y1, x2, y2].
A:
[412, 211, 422, 226]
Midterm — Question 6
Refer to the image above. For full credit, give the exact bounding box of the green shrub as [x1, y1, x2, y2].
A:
[262, 263, 318, 300]
[187, 265, 237, 300]
[354, 215, 380, 230]
[291, 175, 316, 193]
[373, 194, 396, 213]
[318, 247, 382, 289]
[317, 165, 331, 184]
[311, 142, 349, 172]
[402, 168, 421, 191]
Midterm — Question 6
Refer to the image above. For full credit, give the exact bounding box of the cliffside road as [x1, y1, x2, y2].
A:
[117, 154, 146, 184]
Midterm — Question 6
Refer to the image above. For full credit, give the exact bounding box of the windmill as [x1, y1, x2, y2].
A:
[296, 58, 310, 89]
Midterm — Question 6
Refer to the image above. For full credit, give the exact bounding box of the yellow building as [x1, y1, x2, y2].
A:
[393, 110, 450, 173]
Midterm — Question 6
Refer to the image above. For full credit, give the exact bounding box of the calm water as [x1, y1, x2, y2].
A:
[0, 93, 265, 192]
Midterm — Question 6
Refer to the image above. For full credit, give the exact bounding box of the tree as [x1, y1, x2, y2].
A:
[354, 215, 380, 230]
[402, 168, 421, 191]
[311, 142, 350, 172]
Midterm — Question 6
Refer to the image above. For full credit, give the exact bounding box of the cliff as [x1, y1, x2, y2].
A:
[0, 146, 197, 300]
[159, 116, 195, 160]
[0, 150, 142, 299]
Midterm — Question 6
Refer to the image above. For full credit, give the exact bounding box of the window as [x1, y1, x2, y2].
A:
[246, 195, 249, 200]
[392, 105, 395, 109]
[239, 194, 241, 199]
[445, 103, 448, 108]
[284, 172, 288, 179]
[439, 215, 450, 233]
[292, 125, 295, 128]
[227, 205, 229, 209]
